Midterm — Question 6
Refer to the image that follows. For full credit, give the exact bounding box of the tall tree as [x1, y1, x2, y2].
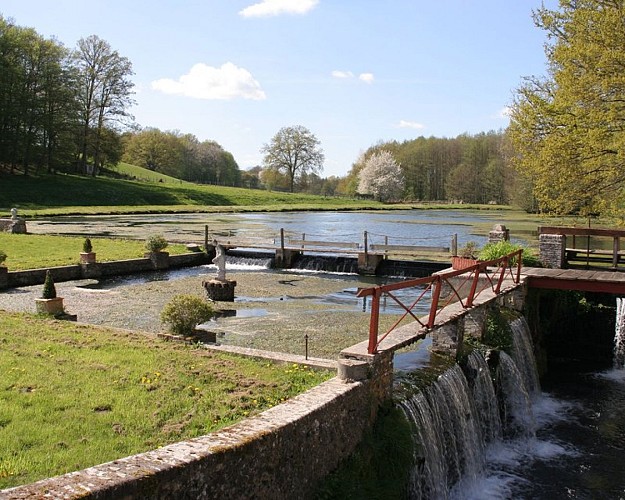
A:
[261, 125, 324, 193]
[73, 35, 134, 175]
[357, 150, 405, 202]
[508, 0, 625, 216]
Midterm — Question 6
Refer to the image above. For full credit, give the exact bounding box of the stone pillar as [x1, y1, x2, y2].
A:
[275, 248, 300, 269]
[488, 224, 510, 243]
[539, 234, 566, 269]
[357, 253, 383, 275]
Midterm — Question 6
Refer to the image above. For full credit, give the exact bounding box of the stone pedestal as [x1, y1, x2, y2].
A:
[539, 234, 566, 269]
[35, 297, 65, 315]
[0, 266, 7, 290]
[488, 224, 510, 243]
[80, 252, 96, 264]
[145, 251, 170, 270]
[203, 279, 237, 302]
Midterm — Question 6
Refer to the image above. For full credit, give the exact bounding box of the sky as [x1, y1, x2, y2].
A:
[2, 0, 557, 177]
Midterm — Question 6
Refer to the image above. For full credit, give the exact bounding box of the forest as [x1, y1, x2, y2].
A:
[4, 0, 625, 217]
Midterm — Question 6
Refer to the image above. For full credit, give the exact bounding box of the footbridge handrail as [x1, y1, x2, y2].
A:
[356, 250, 523, 354]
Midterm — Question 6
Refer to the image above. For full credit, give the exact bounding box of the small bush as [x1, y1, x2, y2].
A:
[458, 241, 479, 258]
[0, 250, 6, 265]
[145, 234, 168, 253]
[161, 294, 214, 336]
[478, 240, 541, 267]
[42, 270, 57, 299]
[82, 238, 93, 253]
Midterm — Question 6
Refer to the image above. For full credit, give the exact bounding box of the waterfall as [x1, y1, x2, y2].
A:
[509, 317, 541, 395]
[398, 315, 541, 498]
[614, 297, 625, 369]
[400, 364, 487, 499]
[465, 350, 502, 443]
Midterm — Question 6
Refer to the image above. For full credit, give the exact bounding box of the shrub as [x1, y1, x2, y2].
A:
[82, 238, 93, 253]
[161, 294, 215, 336]
[458, 241, 479, 258]
[42, 270, 57, 299]
[0, 250, 6, 266]
[478, 240, 541, 267]
[145, 234, 168, 253]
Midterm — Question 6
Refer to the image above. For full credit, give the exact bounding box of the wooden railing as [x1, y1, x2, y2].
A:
[356, 250, 523, 354]
[539, 226, 625, 268]
[205, 227, 456, 258]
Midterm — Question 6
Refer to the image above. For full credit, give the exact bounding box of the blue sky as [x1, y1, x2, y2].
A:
[3, 0, 556, 177]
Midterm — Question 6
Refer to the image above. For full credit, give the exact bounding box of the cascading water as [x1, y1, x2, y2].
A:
[509, 317, 541, 394]
[614, 297, 625, 369]
[398, 314, 540, 499]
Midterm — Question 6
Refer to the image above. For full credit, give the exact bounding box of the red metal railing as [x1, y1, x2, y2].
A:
[356, 250, 523, 354]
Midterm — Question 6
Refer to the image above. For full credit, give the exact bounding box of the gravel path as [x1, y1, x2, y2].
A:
[0, 267, 396, 359]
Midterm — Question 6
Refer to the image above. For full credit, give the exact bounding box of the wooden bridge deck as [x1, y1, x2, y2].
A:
[523, 267, 625, 294]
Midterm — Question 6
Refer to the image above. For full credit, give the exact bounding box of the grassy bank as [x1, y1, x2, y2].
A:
[0, 172, 387, 216]
[0, 312, 332, 489]
[0, 234, 188, 271]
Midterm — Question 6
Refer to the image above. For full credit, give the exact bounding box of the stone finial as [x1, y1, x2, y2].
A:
[10, 208, 18, 220]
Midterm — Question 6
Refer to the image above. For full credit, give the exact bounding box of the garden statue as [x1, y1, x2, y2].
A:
[10, 208, 17, 220]
[212, 242, 227, 281]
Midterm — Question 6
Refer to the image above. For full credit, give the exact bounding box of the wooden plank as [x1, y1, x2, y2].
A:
[540, 226, 625, 237]
[369, 244, 449, 253]
[286, 239, 360, 249]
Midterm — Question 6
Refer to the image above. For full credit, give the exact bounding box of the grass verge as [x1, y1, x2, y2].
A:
[0, 234, 188, 271]
[0, 312, 332, 489]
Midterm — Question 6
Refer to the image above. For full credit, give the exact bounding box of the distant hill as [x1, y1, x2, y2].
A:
[0, 168, 384, 216]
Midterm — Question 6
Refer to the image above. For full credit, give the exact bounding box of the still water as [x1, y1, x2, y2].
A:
[26, 209, 533, 248]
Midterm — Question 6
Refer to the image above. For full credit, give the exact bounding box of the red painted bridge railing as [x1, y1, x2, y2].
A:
[356, 250, 523, 354]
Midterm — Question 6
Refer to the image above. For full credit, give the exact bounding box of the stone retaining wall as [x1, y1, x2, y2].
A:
[2, 378, 374, 500]
[2, 253, 209, 289]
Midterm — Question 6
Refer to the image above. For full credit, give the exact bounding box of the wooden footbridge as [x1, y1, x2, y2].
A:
[523, 267, 625, 294]
[205, 227, 457, 273]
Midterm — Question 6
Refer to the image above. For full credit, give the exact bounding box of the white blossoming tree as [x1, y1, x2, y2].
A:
[357, 150, 405, 202]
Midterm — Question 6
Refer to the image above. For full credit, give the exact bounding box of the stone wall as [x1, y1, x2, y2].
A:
[3, 378, 375, 500]
[2, 253, 209, 289]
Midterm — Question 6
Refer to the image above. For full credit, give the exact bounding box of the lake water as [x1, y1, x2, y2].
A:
[25, 209, 534, 249]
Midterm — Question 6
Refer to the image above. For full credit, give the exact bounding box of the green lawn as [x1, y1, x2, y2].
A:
[0, 312, 332, 489]
[0, 233, 188, 271]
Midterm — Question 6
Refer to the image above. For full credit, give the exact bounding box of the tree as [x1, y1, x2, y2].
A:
[357, 150, 405, 202]
[73, 35, 134, 175]
[261, 125, 324, 193]
[508, 0, 625, 216]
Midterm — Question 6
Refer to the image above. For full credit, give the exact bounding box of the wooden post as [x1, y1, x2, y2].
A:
[384, 235, 388, 260]
[280, 228, 285, 254]
[364, 231, 368, 258]
[204, 225, 209, 253]
[367, 289, 380, 354]
[452, 233, 458, 256]
[614, 236, 620, 269]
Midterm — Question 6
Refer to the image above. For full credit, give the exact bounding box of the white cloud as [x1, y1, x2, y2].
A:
[359, 73, 374, 84]
[239, 0, 319, 18]
[331, 70, 354, 79]
[151, 62, 266, 100]
[397, 120, 425, 130]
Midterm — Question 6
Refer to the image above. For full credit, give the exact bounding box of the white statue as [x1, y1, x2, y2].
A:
[212, 242, 227, 281]
[10, 208, 17, 221]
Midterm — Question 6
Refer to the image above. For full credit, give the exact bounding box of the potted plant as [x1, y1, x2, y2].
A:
[452, 241, 480, 270]
[145, 234, 170, 269]
[35, 270, 65, 316]
[80, 237, 97, 264]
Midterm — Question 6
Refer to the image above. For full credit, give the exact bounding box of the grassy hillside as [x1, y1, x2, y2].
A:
[0, 170, 387, 216]
[113, 162, 191, 184]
